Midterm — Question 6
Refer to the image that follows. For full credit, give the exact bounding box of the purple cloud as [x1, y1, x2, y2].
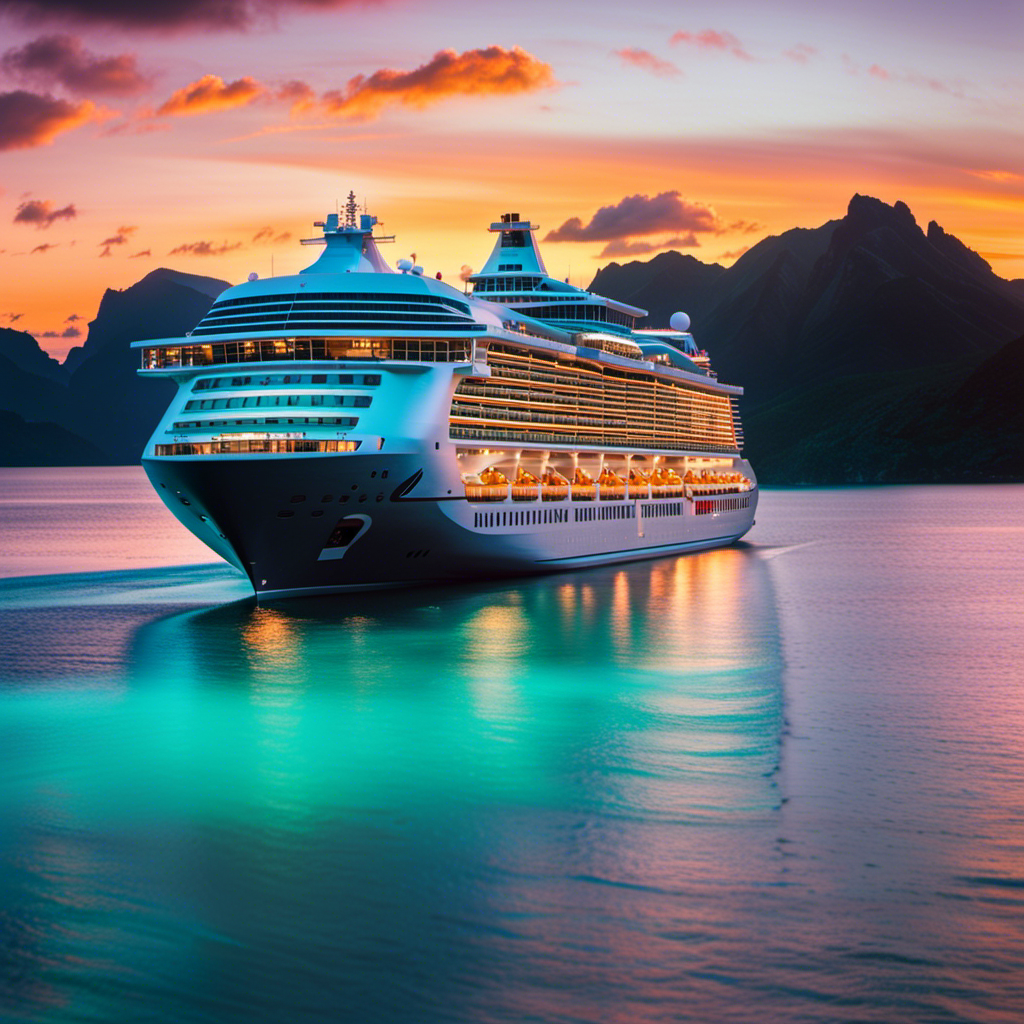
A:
[2, 35, 149, 96]
[545, 191, 719, 242]
[14, 197, 77, 227]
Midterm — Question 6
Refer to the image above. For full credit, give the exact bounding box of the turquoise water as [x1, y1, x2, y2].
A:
[1, 470, 1023, 1022]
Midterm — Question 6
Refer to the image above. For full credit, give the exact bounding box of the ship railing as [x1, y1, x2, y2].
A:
[541, 485, 569, 502]
[651, 484, 685, 498]
[598, 484, 627, 501]
[511, 484, 540, 501]
[464, 484, 508, 502]
[570, 484, 596, 501]
[627, 483, 650, 499]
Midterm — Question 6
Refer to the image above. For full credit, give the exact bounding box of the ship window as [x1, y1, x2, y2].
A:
[354, 396, 371, 408]
[363, 374, 381, 385]
[312, 374, 327, 384]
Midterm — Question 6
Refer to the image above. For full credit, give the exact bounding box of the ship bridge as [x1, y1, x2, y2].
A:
[467, 212, 648, 337]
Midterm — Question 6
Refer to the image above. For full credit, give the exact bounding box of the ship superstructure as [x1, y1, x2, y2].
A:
[135, 197, 757, 599]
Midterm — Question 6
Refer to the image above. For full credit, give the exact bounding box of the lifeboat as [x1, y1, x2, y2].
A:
[650, 466, 683, 497]
[465, 465, 508, 502]
[628, 468, 649, 498]
[541, 468, 569, 501]
[597, 467, 626, 500]
[571, 466, 596, 501]
[511, 466, 540, 501]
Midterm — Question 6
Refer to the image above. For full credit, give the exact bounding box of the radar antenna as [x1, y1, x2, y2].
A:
[344, 190, 358, 228]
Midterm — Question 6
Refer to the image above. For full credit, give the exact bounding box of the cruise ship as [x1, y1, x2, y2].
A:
[135, 196, 757, 599]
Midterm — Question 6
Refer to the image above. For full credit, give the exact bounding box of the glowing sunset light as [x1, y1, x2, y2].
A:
[1, 0, 1022, 355]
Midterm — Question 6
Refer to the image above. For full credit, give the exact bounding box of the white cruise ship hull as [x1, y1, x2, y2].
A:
[143, 450, 757, 600]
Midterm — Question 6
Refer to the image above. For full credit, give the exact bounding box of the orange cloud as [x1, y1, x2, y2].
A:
[598, 234, 699, 257]
[322, 46, 556, 121]
[169, 240, 242, 255]
[0, 89, 102, 149]
[614, 48, 680, 78]
[157, 74, 265, 116]
[670, 30, 752, 61]
[276, 79, 316, 116]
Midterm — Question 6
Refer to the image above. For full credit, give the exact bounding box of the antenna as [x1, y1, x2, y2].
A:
[345, 191, 358, 228]
[271, 254, 274, 278]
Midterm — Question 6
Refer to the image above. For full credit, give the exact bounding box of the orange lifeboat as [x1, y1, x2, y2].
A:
[572, 466, 596, 501]
[512, 466, 540, 501]
[541, 468, 569, 501]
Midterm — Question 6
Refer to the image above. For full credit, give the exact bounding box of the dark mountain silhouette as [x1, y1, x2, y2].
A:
[589, 195, 1024, 483]
[0, 269, 227, 466]
[0, 410, 107, 466]
[62, 268, 229, 463]
[0, 327, 67, 382]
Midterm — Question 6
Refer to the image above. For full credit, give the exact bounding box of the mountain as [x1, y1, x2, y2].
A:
[0, 269, 228, 466]
[0, 326, 67, 382]
[0, 410, 107, 466]
[62, 268, 229, 463]
[588, 195, 1024, 483]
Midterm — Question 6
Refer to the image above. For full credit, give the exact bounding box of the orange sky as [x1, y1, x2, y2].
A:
[2, 0, 1022, 358]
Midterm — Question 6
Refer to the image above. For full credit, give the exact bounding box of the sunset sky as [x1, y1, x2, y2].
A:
[2, 0, 1023, 359]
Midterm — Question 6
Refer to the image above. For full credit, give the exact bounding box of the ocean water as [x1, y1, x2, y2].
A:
[1, 468, 1023, 1024]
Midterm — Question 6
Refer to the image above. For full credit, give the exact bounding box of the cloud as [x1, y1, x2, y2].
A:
[719, 245, 751, 260]
[65, 312, 80, 321]
[783, 43, 817, 65]
[669, 30, 752, 61]
[252, 226, 291, 244]
[14, 198, 77, 227]
[169, 240, 242, 255]
[276, 79, 316, 115]
[0, 0, 366, 31]
[545, 191, 719, 242]
[0, 89, 102, 149]
[613, 48, 680, 78]
[1, 35, 149, 96]
[724, 219, 764, 235]
[5, 312, 25, 322]
[30, 241, 58, 252]
[846, 57, 967, 98]
[157, 74, 265, 116]
[129, 249, 151, 257]
[61, 324, 81, 337]
[99, 224, 137, 246]
[98, 245, 112, 256]
[597, 234, 699, 258]
[967, 168, 1024, 184]
[322, 45, 555, 121]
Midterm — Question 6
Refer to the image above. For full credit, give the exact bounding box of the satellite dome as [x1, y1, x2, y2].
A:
[669, 311, 691, 332]
[247, 272, 259, 282]
[396, 258, 413, 273]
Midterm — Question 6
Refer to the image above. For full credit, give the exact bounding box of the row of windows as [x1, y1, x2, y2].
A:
[695, 496, 751, 515]
[516, 303, 637, 326]
[452, 345, 738, 453]
[473, 508, 570, 528]
[194, 373, 381, 391]
[171, 416, 358, 430]
[211, 291, 471, 316]
[575, 504, 636, 522]
[142, 337, 475, 369]
[496, 264, 523, 271]
[191, 312, 475, 336]
[154, 439, 361, 456]
[184, 395, 371, 410]
[472, 276, 543, 293]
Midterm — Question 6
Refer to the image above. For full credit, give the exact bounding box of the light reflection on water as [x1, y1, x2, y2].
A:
[1, 481, 1024, 1022]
